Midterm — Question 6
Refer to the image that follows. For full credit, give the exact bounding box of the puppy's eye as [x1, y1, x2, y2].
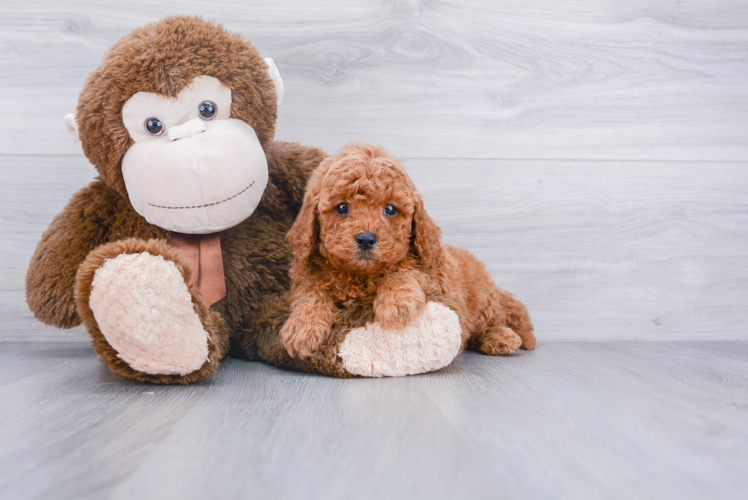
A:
[144, 118, 165, 136]
[335, 203, 349, 215]
[198, 101, 217, 120]
[384, 204, 397, 217]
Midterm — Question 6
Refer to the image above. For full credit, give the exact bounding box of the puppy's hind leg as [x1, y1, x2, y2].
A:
[468, 323, 522, 356]
[498, 289, 536, 350]
[467, 289, 535, 355]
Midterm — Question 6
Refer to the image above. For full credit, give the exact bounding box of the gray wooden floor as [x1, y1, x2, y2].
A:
[0, 341, 746, 500]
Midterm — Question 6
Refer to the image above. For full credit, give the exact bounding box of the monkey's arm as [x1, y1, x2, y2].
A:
[26, 181, 118, 328]
[267, 141, 326, 212]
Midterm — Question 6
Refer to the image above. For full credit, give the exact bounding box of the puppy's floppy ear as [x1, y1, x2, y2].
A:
[411, 195, 444, 271]
[287, 161, 327, 271]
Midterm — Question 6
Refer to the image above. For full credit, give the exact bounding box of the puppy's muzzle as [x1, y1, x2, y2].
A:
[355, 231, 377, 250]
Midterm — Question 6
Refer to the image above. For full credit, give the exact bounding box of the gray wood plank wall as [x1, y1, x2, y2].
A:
[2, 0, 747, 341]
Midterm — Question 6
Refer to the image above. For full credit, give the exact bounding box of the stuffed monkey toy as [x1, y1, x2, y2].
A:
[26, 16, 463, 383]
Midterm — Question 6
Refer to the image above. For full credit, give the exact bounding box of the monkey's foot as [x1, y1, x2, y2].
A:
[76, 239, 228, 383]
[338, 302, 462, 377]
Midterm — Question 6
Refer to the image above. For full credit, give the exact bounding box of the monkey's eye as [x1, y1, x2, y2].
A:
[335, 203, 349, 215]
[198, 100, 217, 120]
[384, 204, 397, 217]
[144, 118, 165, 136]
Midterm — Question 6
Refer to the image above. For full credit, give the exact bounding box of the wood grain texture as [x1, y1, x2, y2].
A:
[0, 0, 747, 159]
[406, 158, 748, 342]
[3, 155, 747, 342]
[0, 156, 96, 341]
[0, 341, 746, 500]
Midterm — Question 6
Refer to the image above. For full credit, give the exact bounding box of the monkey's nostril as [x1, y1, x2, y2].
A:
[355, 231, 377, 250]
[167, 119, 207, 141]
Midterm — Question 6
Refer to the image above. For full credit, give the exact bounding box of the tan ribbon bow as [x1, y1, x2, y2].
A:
[169, 232, 227, 306]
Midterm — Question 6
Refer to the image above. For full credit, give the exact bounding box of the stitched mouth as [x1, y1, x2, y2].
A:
[148, 182, 254, 210]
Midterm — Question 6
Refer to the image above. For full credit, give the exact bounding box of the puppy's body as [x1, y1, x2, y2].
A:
[280, 143, 535, 359]
[439, 245, 536, 354]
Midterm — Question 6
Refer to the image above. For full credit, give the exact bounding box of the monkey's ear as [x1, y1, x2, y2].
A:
[63, 113, 82, 149]
[264, 58, 284, 106]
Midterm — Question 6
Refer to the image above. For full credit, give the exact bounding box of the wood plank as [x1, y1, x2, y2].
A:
[2, 155, 747, 341]
[0, 0, 747, 160]
[0, 155, 96, 341]
[406, 158, 748, 341]
[422, 341, 748, 500]
[0, 341, 746, 499]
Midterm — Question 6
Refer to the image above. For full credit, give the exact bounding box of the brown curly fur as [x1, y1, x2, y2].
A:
[25, 16, 332, 383]
[280, 143, 536, 359]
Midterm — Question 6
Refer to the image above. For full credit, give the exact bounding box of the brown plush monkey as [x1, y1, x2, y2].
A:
[26, 16, 462, 383]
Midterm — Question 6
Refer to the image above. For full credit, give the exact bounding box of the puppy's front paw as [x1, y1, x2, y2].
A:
[279, 311, 329, 359]
[374, 290, 426, 331]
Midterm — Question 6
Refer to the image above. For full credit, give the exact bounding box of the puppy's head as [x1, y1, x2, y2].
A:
[287, 143, 443, 276]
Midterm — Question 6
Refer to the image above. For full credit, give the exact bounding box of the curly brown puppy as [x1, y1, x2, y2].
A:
[280, 143, 536, 360]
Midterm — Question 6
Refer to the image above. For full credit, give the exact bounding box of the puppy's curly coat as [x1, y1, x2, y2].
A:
[280, 143, 536, 360]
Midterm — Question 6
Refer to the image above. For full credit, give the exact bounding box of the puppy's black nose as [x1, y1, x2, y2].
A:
[355, 231, 377, 250]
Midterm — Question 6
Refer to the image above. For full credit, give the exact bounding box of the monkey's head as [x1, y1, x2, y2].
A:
[65, 16, 285, 233]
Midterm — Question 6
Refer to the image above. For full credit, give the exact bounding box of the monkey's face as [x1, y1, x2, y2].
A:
[121, 75, 269, 234]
